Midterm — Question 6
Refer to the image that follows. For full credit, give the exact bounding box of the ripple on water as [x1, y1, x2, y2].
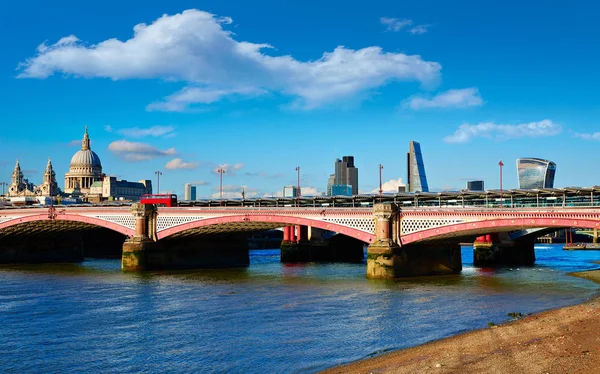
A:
[0, 245, 598, 372]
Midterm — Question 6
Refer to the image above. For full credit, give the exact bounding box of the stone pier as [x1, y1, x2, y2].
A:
[474, 233, 535, 267]
[366, 203, 401, 279]
[280, 225, 364, 263]
[367, 203, 462, 279]
[121, 203, 157, 271]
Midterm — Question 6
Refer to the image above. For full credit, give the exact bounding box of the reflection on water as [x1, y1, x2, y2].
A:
[0, 245, 598, 373]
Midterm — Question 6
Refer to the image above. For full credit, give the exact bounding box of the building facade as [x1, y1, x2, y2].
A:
[89, 176, 152, 201]
[8, 158, 57, 197]
[326, 156, 358, 196]
[184, 183, 197, 201]
[466, 180, 484, 191]
[283, 185, 299, 198]
[64, 127, 104, 195]
[516, 158, 556, 189]
[407, 141, 429, 192]
[331, 184, 352, 196]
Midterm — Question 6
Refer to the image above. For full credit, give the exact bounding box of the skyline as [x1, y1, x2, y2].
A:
[1, 1, 599, 198]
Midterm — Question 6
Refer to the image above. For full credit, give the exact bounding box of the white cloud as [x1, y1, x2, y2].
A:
[574, 132, 600, 141]
[405, 88, 483, 110]
[212, 163, 245, 175]
[409, 25, 430, 35]
[380, 17, 412, 32]
[299, 186, 320, 196]
[119, 125, 175, 138]
[165, 158, 199, 170]
[17, 9, 441, 111]
[444, 119, 562, 144]
[210, 184, 259, 199]
[371, 178, 406, 193]
[105, 125, 175, 137]
[188, 180, 210, 185]
[147, 87, 266, 112]
[108, 140, 176, 161]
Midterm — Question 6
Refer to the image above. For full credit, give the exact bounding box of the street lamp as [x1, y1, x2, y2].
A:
[295, 166, 301, 207]
[498, 160, 504, 208]
[154, 171, 162, 194]
[217, 168, 225, 206]
[379, 164, 384, 203]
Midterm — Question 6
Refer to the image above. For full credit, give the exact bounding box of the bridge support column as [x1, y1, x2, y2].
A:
[121, 203, 157, 271]
[367, 203, 401, 279]
[281, 225, 311, 262]
[474, 234, 535, 267]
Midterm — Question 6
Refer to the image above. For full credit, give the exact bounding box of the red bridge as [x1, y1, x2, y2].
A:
[0, 203, 598, 278]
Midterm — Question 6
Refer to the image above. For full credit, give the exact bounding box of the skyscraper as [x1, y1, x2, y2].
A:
[407, 141, 429, 192]
[184, 183, 197, 200]
[326, 156, 358, 196]
[466, 180, 484, 191]
[516, 158, 556, 189]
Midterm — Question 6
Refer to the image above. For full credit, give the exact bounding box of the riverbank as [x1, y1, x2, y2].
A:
[322, 269, 600, 374]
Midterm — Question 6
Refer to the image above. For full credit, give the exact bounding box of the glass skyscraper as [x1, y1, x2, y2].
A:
[407, 141, 429, 193]
[326, 156, 358, 196]
[516, 158, 556, 189]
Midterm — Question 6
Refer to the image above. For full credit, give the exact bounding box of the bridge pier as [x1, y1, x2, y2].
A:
[121, 203, 157, 271]
[367, 204, 462, 278]
[473, 234, 535, 267]
[281, 225, 364, 263]
[367, 204, 401, 278]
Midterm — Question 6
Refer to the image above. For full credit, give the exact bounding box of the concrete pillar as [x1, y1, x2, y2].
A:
[366, 203, 400, 279]
[474, 234, 535, 267]
[594, 228, 598, 244]
[367, 204, 463, 278]
[121, 203, 157, 271]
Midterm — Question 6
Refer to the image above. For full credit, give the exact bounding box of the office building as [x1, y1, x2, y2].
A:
[88, 176, 152, 201]
[516, 158, 556, 189]
[331, 184, 352, 196]
[283, 185, 299, 198]
[326, 156, 358, 196]
[407, 141, 429, 192]
[466, 180, 484, 191]
[184, 183, 197, 200]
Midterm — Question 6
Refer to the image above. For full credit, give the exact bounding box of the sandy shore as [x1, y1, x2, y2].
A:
[322, 270, 600, 374]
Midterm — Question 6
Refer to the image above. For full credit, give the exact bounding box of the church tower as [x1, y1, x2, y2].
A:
[8, 159, 25, 196]
[39, 158, 58, 196]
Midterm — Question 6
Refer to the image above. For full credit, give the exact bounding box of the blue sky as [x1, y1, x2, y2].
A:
[1, 0, 599, 197]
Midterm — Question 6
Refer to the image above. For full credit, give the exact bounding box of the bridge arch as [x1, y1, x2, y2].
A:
[400, 217, 600, 245]
[157, 214, 375, 243]
[0, 213, 135, 237]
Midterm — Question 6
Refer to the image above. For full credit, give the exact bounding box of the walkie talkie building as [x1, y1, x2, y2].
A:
[516, 158, 556, 189]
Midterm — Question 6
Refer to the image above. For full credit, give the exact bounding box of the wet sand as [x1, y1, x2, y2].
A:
[322, 270, 600, 374]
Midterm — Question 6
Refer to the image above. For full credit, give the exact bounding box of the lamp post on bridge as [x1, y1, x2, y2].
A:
[498, 160, 504, 208]
[154, 170, 162, 194]
[295, 166, 301, 207]
[217, 168, 225, 206]
[378, 164, 383, 203]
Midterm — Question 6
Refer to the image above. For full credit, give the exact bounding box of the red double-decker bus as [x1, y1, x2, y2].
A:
[140, 194, 178, 207]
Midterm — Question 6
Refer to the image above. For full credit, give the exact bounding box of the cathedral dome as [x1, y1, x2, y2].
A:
[70, 149, 102, 168]
[68, 126, 102, 169]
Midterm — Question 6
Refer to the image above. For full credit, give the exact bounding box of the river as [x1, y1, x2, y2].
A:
[0, 244, 599, 373]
